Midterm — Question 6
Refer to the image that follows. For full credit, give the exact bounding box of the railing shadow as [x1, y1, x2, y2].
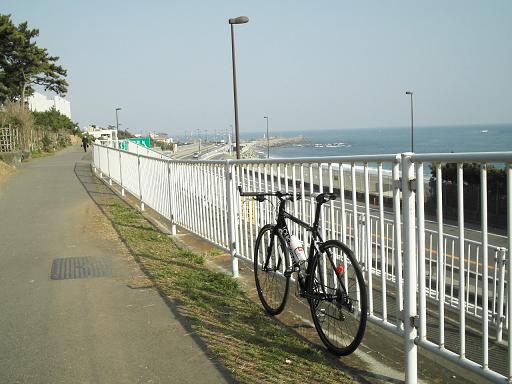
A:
[75, 159, 409, 384]
[73, 160, 236, 383]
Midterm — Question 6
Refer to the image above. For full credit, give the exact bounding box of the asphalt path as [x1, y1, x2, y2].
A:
[0, 146, 230, 383]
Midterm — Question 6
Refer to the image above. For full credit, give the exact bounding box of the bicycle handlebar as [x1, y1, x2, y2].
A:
[238, 186, 337, 205]
[238, 186, 301, 201]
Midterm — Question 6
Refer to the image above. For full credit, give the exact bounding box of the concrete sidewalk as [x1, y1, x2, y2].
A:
[0, 146, 231, 383]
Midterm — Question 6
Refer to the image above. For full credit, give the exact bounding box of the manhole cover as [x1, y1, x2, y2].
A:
[50, 256, 112, 280]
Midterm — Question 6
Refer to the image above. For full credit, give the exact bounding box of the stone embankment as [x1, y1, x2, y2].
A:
[241, 135, 308, 159]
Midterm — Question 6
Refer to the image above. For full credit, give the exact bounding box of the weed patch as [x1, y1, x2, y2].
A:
[104, 201, 354, 383]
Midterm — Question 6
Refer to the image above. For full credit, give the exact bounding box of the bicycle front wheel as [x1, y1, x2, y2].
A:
[307, 240, 367, 355]
[254, 224, 290, 315]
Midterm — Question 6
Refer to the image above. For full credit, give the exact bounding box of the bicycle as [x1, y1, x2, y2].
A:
[238, 186, 367, 356]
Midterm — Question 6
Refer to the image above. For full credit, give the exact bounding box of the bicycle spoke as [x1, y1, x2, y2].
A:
[308, 240, 367, 355]
[254, 225, 289, 315]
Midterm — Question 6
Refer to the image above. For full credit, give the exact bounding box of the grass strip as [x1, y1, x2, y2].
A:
[31, 150, 56, 159]
[106, 201, 355, 384]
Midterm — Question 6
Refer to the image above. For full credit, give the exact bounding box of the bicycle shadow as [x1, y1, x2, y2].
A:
[75, 159, 405, 384]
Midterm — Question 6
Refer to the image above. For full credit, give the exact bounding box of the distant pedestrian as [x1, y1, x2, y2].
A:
[82, 135, 89, 152]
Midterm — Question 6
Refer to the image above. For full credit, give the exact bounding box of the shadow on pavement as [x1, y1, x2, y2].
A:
[73, 160, 236, 383]
[75, 159, 417, 384]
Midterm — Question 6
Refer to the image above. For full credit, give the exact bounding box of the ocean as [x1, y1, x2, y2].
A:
[244, 124, 512, 159]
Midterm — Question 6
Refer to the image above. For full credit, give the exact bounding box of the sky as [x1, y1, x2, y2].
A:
[2, 1, 511, 137]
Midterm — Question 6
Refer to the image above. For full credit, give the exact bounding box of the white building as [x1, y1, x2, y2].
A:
[150, 132, 174, 144]
[83, 126, 118, 144]
[27, 92, 71, 118]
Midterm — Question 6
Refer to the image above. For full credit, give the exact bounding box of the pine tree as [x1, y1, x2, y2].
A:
[0, 14, 68, 105]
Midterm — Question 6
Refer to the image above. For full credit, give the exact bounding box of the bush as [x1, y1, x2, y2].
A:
[41, 135, 53, 152]
[0, 101, 35, 150]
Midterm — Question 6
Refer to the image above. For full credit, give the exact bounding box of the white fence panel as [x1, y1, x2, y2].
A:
[140, 156, 170, 219]
[119, 151, 140, 198]
[107, 147, 121, 184]
[92, 143, 512, 384]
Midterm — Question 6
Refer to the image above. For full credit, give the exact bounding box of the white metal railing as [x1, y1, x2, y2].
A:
[124, 140, 170, 159]
[92, 143, 511, 383]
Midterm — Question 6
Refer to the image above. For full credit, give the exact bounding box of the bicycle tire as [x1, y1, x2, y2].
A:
[254, 224, 290, 315]
[307, 239, 367, 355]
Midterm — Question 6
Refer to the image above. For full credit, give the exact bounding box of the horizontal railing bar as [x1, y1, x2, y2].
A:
[229, 154, 401, 165]
[368, 314, 405, 337]
[417, 339, 507, 383]
[412, 152, 512, 163]
[95, 144, 227, 165]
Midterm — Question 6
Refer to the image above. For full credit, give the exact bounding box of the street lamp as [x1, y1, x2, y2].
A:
[115, 107, 121, 146]
[228, 16, 249, 159]
[405, 91, 414, 152]
[264, 116, 269, 159]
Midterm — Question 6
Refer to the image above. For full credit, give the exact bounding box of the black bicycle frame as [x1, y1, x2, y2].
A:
[269, 196, 325, 265]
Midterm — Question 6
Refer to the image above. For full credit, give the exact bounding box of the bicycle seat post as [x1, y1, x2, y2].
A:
[312, 199, 323, 232]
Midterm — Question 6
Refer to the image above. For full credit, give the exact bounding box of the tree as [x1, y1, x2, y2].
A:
[32, 106, 77, 133]
[0, 14, 68, 104]
[428, 162, 507, 228]
[430, 162, 506, 192]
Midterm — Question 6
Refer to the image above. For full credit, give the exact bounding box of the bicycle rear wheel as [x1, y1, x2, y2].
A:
[307, 240, 367, 355]
[254, 224, 290, 315]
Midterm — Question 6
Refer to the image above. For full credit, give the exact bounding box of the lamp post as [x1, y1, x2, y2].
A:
[405, 91, 414, 152]
[230, 124, 234, 154]
[228, 16, 249, 159]
[115, 107, 121, 145]
[264, 116, 269, 159]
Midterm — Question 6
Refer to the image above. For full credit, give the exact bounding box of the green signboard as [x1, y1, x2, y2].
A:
[120, 137, 151, 150]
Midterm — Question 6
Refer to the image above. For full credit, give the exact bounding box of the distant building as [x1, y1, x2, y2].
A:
[150, 132, 174, 144]
[83, 125, 118, 143]
[27, 92, 71, 118]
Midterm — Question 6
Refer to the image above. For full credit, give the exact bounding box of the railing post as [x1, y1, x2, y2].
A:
[496, 247, 506, 342]
[507, 164, 512, 383]
[167, 161, 177, 235]
[119, 149, 125, 197]
[392, 155, 403, 330]
[106, 146, 112, 186]
[416, 162, 427, 342]
[225, 160, 239, 278]
[92, 144, 97, 173]
[99, 145, 103, 178]
[137, 154, 144, 211]
[401, 153, 417, 384]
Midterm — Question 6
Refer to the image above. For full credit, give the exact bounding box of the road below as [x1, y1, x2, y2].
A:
[0, 146, 230, 383]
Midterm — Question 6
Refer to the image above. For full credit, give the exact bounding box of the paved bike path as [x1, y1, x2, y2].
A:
[0, 146, 231, 383]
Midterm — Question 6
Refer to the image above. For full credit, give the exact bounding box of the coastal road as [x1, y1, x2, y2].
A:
[174, 143, 218, 160]
[0, 146, 230, 383]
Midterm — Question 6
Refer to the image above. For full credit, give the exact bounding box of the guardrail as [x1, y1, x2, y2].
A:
[92, 143, 511, 383]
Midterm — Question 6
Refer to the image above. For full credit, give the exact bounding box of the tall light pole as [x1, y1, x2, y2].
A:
[264, 116, 269, 159]
[405, 91, 414, 152]
[228, 16, 249, 159]
[115, 107, 121, 145]
[230, 124, 234, 154]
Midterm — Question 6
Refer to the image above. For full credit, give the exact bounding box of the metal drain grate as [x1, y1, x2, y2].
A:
[50, 256, 112, 280]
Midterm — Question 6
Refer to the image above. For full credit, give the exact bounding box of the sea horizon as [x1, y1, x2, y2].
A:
[243, 122, 512, 159]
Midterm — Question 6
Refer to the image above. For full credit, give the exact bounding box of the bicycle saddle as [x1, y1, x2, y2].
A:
[311, 192, 337, 203]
